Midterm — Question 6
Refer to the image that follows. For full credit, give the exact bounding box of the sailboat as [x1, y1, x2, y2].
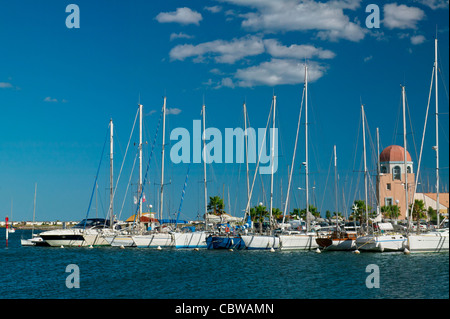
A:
[277, 65, 318, 251]
[407, 38, 449, 253]
[355, 89, 408, 252]
[240, 95, 281, 250]
[41, 120, 115, 247]
[206, 102, 250, 250]
[21, 183, 49, 246]
[171, 101, 210, 249]
[316, 146, 357, 251]
[130, 97, 176, 248]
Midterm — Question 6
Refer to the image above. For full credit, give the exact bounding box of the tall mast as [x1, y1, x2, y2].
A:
[435, 38, 440, 227]
[160, 97, 166, 221]
[269, 95, 276, 230]
[334, 145, 338, 228]
[139, 103, 143, 220]
[305, 65, 310, 232]
[32, 183, 37, 236]
[361, 104, 369, 231]
[376, 127, 380, 210]
[109, 119, 114, 227]
[202, 102, 208, 231]
[244, 102, 250, 208]
[402, 86, 410, 228]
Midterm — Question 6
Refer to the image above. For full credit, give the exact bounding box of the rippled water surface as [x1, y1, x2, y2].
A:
[1, 230, 448, 299]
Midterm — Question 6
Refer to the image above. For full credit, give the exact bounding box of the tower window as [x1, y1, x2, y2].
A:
[387, 183, 391, 191]
[393, 166, 401, 180]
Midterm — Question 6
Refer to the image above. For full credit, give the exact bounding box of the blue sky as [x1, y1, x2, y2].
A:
[0, 0, 449, 222]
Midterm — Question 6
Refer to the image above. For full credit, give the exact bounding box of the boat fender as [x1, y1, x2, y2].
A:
[225, 227, 230, 233]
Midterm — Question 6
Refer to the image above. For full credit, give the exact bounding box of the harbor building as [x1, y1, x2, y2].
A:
[377, 145, 415, 220]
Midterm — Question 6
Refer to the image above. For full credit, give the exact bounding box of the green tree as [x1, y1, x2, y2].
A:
[207, 196, 225, 216]
[351, 200, 371, 225]
[272, 208, 283, 222]
[410, 199, 426, 232]
[250, 204, 268, 232]
[427, 206, 437, 222]
[381, 204, 400, 220]
[300, 205, 320, 219]
[290, 208, 301, 220]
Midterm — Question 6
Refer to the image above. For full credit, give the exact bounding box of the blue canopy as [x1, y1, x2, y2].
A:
[159, 219, 189, 224]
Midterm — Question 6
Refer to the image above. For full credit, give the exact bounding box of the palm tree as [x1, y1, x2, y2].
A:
[272, 208, 283, 222]
[290, 208, 301, 220]
[300, 205, 320, 220]
[410, 199, 426, 232]
[207, 196, 225, 216]
[381, 204, 400, 222]
[352, 200, 371, 225]
[250, 204, 268, 233]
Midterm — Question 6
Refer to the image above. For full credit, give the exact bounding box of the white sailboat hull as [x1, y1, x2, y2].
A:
[132, 233, 174, 248]
[279, 233, 318, 250]
[104, 234, 136, 247]
[240, 235, 280, 250]
[407, 230, 449, 253]
[356, 234, 406, 252]
[173, 232, 207, 248]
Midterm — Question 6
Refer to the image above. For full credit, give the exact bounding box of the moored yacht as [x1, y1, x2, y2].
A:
[40, 218, 112, 247]
[316, 230, 357, 251]
[355, 222, 406, 252]
[407, 228, 449, 253]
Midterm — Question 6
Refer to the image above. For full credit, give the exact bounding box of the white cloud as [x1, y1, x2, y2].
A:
[170, 32, 194, 41]
[170, 36, 336, 65]
[234, 59, 325, 87]
[156, 7, 202, 25]
[264, 39, 335, 59]
[411, 34, 426, 45]
[218, 0, 366, 42]
[169, 35, 265, 64]
[415, 0, 448, 9]
[166, 107, 182, 115]
[363, 55, 373, 62]
[215, 77, 236, 89]
[204, 5, 222, 13]
[0, 82, 13, 88]
[383, 3, 425, 29]
[44, 96, 58, 102]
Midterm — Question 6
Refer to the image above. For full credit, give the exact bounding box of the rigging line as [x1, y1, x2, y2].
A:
[319, 147, 333, 215]
[84, 126, 109, 229]
[437, 44, 449, 102]
[392, 94, 403, 146]
[111, 107, 139, 216]
[282, 86, 305, 222]
[244, 96, 274, 220]
[413, 65, 435, 203]
[132, 104, 164, 227]
[118, 150, 138, 221]
[175, 164, 191, 227]
[405, 92, 422, 187]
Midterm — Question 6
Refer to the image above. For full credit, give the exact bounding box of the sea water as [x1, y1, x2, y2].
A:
[1, 229, 448, 299]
